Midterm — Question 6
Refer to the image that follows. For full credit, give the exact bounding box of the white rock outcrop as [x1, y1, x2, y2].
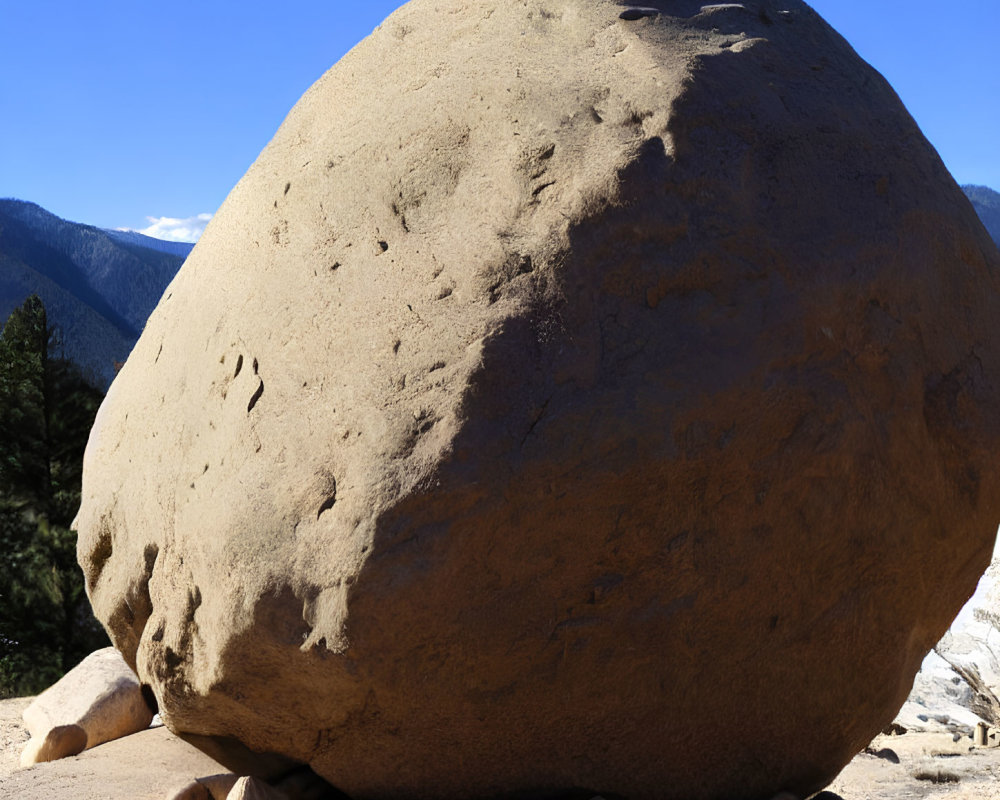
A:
[898, 534, 1000, 733]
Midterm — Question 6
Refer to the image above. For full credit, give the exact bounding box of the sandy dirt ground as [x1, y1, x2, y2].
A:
[821, 730, 1000, 800]
[4, 695, 1000, 799]
[0, 696, 231, 799]
[0, 696, 31, 779]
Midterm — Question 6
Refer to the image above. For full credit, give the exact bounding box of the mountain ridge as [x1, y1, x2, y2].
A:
[0, 199, 189, 388]
[102, 228, 196, 258]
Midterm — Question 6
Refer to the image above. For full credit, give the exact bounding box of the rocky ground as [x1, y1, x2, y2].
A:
[825, 730, 1000, 800]
[3, 694, 1000, 800]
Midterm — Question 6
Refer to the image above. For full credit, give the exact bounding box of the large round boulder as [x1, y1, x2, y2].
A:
[75, 1, 1000, 797]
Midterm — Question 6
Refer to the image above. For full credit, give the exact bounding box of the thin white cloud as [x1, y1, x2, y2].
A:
[124, 213, 213, 243]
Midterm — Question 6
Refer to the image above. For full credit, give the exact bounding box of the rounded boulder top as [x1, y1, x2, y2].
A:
[75, 1, 1000, 798]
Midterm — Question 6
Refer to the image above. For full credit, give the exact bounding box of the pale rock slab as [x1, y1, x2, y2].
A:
[20, 647, 153, 766]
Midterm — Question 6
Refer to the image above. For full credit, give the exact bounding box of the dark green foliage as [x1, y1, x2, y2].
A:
[0, 295, 49, 511]
[0, 295, 109, 697]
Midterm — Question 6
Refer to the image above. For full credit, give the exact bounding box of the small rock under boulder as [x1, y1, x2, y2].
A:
[20, 647, 153, 766]
[166, 773, 239, 800]
[75, 0, 1000, 798]
[225, 776, 290, 800]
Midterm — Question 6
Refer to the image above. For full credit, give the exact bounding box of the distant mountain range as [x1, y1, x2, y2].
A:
[0, 199, 192, 388]
[963, 185, 1000, 247]
[102, 228, 196, 258]
[1, 187, 997, 391]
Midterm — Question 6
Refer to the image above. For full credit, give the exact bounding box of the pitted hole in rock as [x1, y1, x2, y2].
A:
[86, 524, 114, 589]
[233, 354, 244, 379]
[188, 584, 203, 612]
[125, 543, 159, 630]
[626, 108, 654, 127]
[248, 380, 264, 413]
[163, 647, 184, 671]
[318, 483, 338, 519]
[390, 199, 412, 233]
[532, 181, 555, 198]
[615, 1, 746, 19]
[529, 145, 555, 180]
[414, 410, 437, 437]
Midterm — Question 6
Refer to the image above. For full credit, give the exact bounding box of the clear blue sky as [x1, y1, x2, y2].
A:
[1, 1, 997, 241]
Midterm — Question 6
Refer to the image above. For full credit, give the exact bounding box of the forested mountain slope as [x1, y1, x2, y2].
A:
[0, 200, 191, 387]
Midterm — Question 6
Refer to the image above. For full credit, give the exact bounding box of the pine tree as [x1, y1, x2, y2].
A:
[0, 295, 109, 697]
[0, 295, 50, 514]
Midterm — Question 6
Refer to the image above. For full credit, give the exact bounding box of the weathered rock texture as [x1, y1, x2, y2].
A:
[75, 1, 1000, 798]
[20, 648, 154, 767]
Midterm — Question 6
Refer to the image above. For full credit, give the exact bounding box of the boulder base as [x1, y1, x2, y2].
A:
[75, 1, 1000, 798]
